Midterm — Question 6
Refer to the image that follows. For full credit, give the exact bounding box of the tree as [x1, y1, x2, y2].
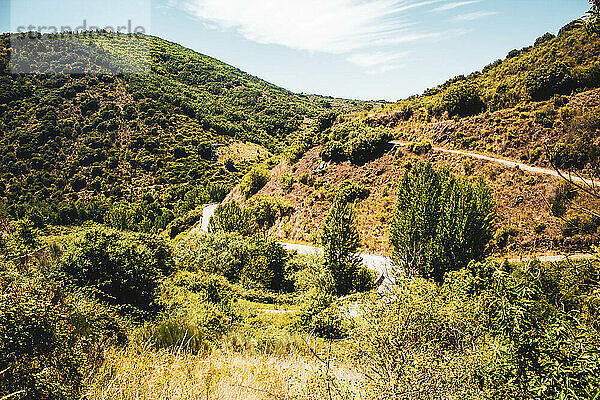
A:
[585, 0, 600, 35]
[208, 201, 253, 235]
[320, 199, 371, 295]
[390, 162, 496, 282]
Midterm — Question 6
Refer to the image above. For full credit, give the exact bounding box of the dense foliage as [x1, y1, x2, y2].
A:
[58, 227, 173, 317]
[321, 196, 373, 296]
[353, 259, 600, 399]
[321, 120, 391, 164]
[390, 162, 496, 282]
[0, 32, 347, 228]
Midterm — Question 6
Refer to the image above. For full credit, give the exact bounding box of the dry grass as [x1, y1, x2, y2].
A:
[83, 345, 362, 400]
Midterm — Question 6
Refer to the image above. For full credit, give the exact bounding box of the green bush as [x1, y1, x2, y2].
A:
[574, 61, 600, 88]
[525, 61, 575, 101]
[438, 83, 485, 118]
[246, 195, 293, 231]
[321, 199, 374, 295]
[174, 232, 290, 291]
[333, 180, 370, 204]
[352, 260, 600, 399]
[535, 106, 557, 128]
[326, 121, 391, 164]
[320, 140, 346, 162]
[0, 272, 125, 400]
[239, 165, 270, 199]
[390, 162, 496, 282]
[209, 201, 253, 235]
[494, 225, 519, 249]
[406, 139, 433, 155]
[279, 172, 294, 192]
[58, 226, 173, 317]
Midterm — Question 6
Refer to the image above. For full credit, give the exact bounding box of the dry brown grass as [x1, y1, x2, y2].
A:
[83, 345, 363, 400]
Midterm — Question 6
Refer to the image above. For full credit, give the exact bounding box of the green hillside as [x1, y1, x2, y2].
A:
[381, 22, 600, 120]
[0, 33, 357, 229]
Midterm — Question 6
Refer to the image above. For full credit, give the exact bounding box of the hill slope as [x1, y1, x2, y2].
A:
[0, 33, 360, 228]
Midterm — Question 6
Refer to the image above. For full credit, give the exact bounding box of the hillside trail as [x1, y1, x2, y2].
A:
[390, 141, 597, 186]
[190, 143, 598, 287]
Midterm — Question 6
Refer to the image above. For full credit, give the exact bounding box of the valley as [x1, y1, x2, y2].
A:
[2, 7, 600, 400]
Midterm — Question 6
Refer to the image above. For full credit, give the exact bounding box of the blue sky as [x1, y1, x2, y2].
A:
[1, 0, 592, 100]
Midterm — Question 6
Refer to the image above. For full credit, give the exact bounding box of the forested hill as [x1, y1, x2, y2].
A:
[0, 33, 358, 228]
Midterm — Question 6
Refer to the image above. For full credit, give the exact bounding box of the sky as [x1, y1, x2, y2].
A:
[0, 0, 592, 101]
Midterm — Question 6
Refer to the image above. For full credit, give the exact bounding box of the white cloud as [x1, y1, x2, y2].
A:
[173, 0, 444, 54]
[430, 1, 480, 13]
[453, 10, 498, 22]
[171, 0, 491, 74]
[347, 51, 408, 73]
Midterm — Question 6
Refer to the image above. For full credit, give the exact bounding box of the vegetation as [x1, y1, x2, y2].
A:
[0, 32, 354, 232]
[3, 9, 600, 399]
[321, 192, 373, 296]
[384, 22, 600, 120]
[390, 162, 496, 282]
[353, 259, 600, 399]
[320, 120, 392, 164]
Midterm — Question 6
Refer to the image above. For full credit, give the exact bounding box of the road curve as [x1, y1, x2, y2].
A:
[390, 141, 596, 186]
[281, 242, 396, 290]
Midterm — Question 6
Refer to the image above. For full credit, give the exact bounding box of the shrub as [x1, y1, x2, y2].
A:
[548, 181, 577, 217]
[525, 62, 575, 101]
[209, 201, 253, 235]
[320, 140, 345, 162]
[406, 139, 433, 155]
[239, 165, 269, 199]
[58, 226, 173, 317]
[345, 127, 391, 164]
[535, 106, 557, 128]
[246, 195, 293, 231]
[327, 121, 391, 164]
[352, 260, 600, 399]
[494, 225, 519, 248]
[174, 232, 289, 291]
[574, 61, 600, 89]
[439, 84, 485, 118]
[278, 172, 294, 192]
[334, 180, 370, 204]
[390, 162, 496, 282]
[0, 272, 125, 400]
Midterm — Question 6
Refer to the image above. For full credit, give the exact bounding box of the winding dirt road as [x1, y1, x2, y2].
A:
[390, 141, 597, 186]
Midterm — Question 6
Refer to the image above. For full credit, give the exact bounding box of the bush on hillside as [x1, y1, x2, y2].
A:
[438, 83, 485, 118]
[246, 195, 293, 231]
[0, 272, 126, 400]
[209, 201, 253, 235]
[525, 61, 576, 101]
[333, 180, 370, 204]
[390, 162, 496, 282]
[325, 121, 391, 164]
[321, 199, 373, 295]
[239, 165, 270, 199]
[352, 259, 600, 399]
[58, 227, 173, 317]
[174, 232, 291, 291]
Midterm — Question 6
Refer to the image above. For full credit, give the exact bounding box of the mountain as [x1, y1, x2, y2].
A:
[0, 33, 361, 228]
